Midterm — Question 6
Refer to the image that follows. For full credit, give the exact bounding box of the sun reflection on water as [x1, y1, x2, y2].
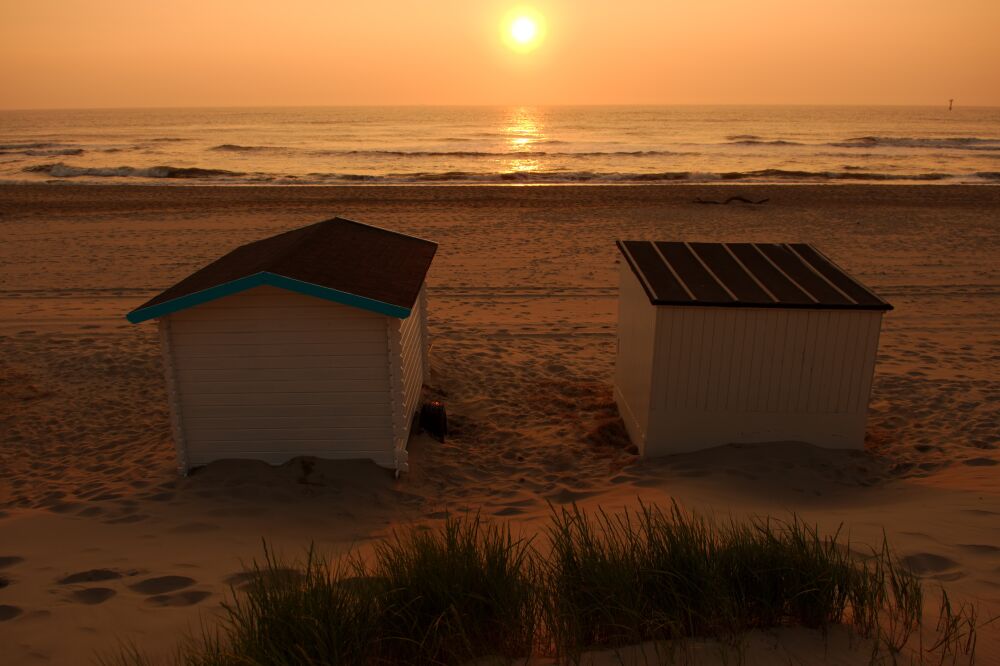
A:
[502, 107, 544, 172]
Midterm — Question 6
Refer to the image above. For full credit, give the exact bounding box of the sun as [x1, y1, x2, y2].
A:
[511, 17, 537, 44]
[502, 7, 546, 53]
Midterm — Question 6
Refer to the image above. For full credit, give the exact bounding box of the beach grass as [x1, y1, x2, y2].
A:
[106, 504, 981, 665]
[543, 502, 924, 659]
[368, 513, 539, 663]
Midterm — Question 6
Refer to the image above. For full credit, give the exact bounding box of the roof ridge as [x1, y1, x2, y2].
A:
[327, 215, 439, 247]
[264, 220, 333, 274]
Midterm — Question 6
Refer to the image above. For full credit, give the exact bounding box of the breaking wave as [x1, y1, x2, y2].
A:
[717, 135, 1000, 151]
[298, 169, 970, 184]
[0, 147, 85, 157]
[829, 136, 1000, 150]
[726, 139, 804, 146]
[0, 142, 62, 150]
[23, 163, 245, 179]
[15, 163, 999, 184]
[210, 144, 280, 152]
[210, 146, 693, 158]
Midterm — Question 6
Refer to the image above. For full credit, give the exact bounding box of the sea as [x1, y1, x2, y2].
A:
[1, 106, 999, 185]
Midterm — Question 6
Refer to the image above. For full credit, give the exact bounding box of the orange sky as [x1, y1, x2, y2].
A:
[1, 0, 998, 109]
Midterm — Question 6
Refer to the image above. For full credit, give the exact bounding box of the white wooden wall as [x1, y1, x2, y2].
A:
[613, 263, 658, 448]
[399, 284, 426, 423]
[162, 285, 398, 469]
[387, 284, 427, 472]
[614, 269, 884, 456]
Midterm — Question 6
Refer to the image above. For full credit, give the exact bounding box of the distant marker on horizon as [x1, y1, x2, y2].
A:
[949, 98, 954, 111]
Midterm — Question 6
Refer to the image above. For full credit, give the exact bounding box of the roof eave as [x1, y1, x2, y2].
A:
[646, 300, 893, 311]
[126, 272, 412, 323]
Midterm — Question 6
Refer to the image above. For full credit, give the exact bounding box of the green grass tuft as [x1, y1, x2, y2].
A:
[542, 501, 928, 659]
[369, 513, 538, 663]
[106, 504, 984, 665]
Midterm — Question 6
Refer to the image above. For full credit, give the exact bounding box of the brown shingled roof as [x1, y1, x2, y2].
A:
[127, 218, 437, 322]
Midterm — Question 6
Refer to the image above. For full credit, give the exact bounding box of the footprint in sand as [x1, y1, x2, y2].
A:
[223, 572, 256, 590]
[545, 487, 599, 504]
[128, 575, 196, 595]
[0, 605, 23, 621]
[902, 553, 961, 577]
[958, 544, 1000, 555]
[0, 556, 25, 569]
[963, 457, 998, 467]
[70, 588, 116, 605]
[223, 569, 303, 592]
[57, 568, 134, 585]
[145, 590, 211, 607]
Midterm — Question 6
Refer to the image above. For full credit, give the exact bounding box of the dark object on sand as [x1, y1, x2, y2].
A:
[694, 196, 769, 205]
[420, 401, 448, 442]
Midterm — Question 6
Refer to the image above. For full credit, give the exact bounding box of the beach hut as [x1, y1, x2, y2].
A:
[126, 217, 437, 475]
[614, 241, 892, 456]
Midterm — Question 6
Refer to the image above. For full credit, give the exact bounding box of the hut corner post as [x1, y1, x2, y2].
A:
[158, 317, 190, 476]
[386, 318, 410, 476]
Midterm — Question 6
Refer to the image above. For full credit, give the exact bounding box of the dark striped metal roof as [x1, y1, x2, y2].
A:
[616, 241, 892, 310]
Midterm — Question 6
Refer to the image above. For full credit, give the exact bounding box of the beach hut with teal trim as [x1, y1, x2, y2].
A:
[127, 217, 437, 475]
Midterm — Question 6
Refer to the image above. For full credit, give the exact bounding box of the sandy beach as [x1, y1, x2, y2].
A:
[1, 183, 998, 664]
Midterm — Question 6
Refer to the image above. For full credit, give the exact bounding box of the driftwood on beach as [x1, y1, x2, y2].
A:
[694, 196, 769, 205]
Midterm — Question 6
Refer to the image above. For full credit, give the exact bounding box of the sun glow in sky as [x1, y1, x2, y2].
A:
[1, 0, 998, 108]
[502, 7, 546, 53]
[511, 18, 537, 44]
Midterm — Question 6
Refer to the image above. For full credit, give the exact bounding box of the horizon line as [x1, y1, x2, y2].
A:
[1, 102, 996, 113]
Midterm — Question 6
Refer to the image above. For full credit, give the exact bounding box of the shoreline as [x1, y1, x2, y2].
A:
[3, 180, 1000, 189]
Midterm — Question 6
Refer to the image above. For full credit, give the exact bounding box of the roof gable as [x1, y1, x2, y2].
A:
[127, 218, 437, 323]
[617, 241, 892, 311]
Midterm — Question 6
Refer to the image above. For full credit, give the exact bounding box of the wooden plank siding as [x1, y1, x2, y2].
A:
[384, 283, 427, 473]
[613, 263, 658, 447]
[614, 268, 885, 456]
[638, 306, 884, 455]
[164, 285, 400, 469]
[399, 285, 425, 425]
[158, 318, 189, 473]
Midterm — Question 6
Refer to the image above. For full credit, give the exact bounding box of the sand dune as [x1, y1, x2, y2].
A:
[0, 184, 998, 663]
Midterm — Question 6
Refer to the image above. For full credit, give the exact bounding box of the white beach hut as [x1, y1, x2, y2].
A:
[126, 217, 437, 475]
[614, 241, 892, 456]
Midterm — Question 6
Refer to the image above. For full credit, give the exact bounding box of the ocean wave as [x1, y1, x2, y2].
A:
[829, 136, 1000, 150]
[302, 169, 960, 184]
[0, 148, 82, 157]
[0, 141, 63, 150]
[334, 149, 686, 158]
[210, 144, 280, 152]
[15, 162, 985, 184]
[23, 163, 245, 179]
[719, 169, 951, 181]
[726, 139, 804, 146]
[23, 148, 85, 157]
[211, 147, 694, 158]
